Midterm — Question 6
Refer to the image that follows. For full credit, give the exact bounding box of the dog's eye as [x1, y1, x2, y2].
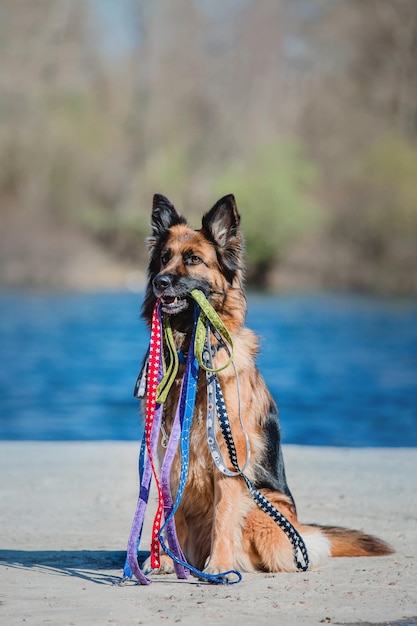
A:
[161, 251, 170, 266]
[186, 255, 203, 266]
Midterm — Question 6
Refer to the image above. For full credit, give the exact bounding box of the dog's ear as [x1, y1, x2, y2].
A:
[202, 194, 240, 247]
[151, 194, 187, 238]
[202, 194, 244, 283]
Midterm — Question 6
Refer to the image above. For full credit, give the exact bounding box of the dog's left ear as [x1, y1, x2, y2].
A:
[202, 194, 243, 282]
[202, 195, 240, 246]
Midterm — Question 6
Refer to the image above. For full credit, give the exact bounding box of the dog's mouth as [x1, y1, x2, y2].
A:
[160, 295, 189, 314]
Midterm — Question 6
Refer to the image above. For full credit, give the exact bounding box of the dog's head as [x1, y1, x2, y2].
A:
[142, 194, 245, 329]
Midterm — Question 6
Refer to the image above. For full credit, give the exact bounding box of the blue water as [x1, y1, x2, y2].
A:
[0, 291, 416, 446]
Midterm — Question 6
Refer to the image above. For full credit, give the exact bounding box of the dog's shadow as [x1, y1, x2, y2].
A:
[0, 549, 150, 585]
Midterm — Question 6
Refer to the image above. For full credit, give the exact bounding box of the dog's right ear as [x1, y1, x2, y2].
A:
[151, 194, 187, 238]
[143, 195, 187, 324]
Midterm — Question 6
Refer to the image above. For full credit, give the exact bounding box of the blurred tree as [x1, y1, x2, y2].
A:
[339, 134, 417, 259]
[350, 0, 417, 138]
[215, 140, 323, 286]
[0, 0, 416, 291]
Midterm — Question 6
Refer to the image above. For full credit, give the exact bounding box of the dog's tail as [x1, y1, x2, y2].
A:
[314, 524, 394, 557]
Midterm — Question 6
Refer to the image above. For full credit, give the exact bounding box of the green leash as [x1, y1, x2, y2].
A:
[156, 316, 179, 403]
[156, 290, 233, 403]
[191, 289, 234, 372]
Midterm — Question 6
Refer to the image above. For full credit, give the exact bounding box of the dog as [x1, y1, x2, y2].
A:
[140, 193, 392, 578]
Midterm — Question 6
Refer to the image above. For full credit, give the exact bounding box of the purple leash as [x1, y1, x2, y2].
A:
[159, 374, 190, 579]
[123, 401, 163, 584]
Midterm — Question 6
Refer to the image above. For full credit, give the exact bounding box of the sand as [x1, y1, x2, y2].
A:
[1, 442, 416, 626]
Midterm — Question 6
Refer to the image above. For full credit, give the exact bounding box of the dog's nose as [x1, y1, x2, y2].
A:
[153, 274, 172, 291]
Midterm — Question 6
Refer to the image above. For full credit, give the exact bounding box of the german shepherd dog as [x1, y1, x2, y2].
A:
[141, 193, 392, 579]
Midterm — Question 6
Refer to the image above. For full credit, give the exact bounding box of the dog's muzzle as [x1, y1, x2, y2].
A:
[153, 274, 189, 315]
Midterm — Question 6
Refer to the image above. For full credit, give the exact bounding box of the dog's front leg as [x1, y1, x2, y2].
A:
[203, 473, 247, 580]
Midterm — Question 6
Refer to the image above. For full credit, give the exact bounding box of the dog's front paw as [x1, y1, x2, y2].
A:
[203, 560, 239, 583]
[142, 554, 175, 575]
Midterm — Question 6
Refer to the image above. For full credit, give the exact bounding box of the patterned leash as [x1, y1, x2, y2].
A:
[190, 289, 309, 572]
[123, 297, 241, 585]
[202, 330, 309, 572]
[123, 303, 167, 584]
[156, 310, 241, 584]
[123, 290, 308, 585]
[124, 302, 198, 583]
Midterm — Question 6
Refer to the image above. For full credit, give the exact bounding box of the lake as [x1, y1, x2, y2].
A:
[0, 291, 416, 446]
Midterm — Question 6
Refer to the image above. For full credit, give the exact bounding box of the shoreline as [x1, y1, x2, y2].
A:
[1, 442, 416, 625]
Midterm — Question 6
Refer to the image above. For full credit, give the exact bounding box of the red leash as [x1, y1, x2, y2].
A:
[146, 303, 165, 569]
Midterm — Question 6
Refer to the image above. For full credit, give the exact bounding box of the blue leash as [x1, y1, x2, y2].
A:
[157, 311, 241, 584]
[124, 303, 242, 584]
[157, 305, 241, 584]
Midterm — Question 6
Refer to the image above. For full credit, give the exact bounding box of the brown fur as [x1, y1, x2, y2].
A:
[141, 193, 393, 578]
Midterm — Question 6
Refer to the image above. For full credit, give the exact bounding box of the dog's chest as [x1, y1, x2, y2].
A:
[158, 383, 216, 507]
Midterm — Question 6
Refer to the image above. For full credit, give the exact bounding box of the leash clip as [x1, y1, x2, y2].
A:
[134, 356, 149, 399]
[160, 421, 169, 448]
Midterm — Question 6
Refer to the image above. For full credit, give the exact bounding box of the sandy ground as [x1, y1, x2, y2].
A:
[0, 442, 416, 626]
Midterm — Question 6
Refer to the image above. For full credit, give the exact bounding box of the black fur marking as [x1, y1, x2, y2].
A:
[154, 274, 211, 300]
[253, 400, 295, 505]
[151, 194, 187, 238]
[142, 270, 212, 330]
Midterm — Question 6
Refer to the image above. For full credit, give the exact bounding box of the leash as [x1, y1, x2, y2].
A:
[203, 330, 309, 572]
[157, 306, 198, 581]
[123, 303, 164, 584]
[191, 289, 309, 571]
[156, 303, 242, 584]
[123, 290, 308, 585]
[123, 297, 241, 585]
[156, 315, 242, 584]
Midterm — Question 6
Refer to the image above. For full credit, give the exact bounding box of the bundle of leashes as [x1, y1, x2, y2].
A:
[122, 289, 309, 585]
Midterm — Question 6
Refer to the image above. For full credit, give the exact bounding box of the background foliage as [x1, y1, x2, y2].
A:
[1, 0, 416, 291]
[214, 140, 322, 281]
